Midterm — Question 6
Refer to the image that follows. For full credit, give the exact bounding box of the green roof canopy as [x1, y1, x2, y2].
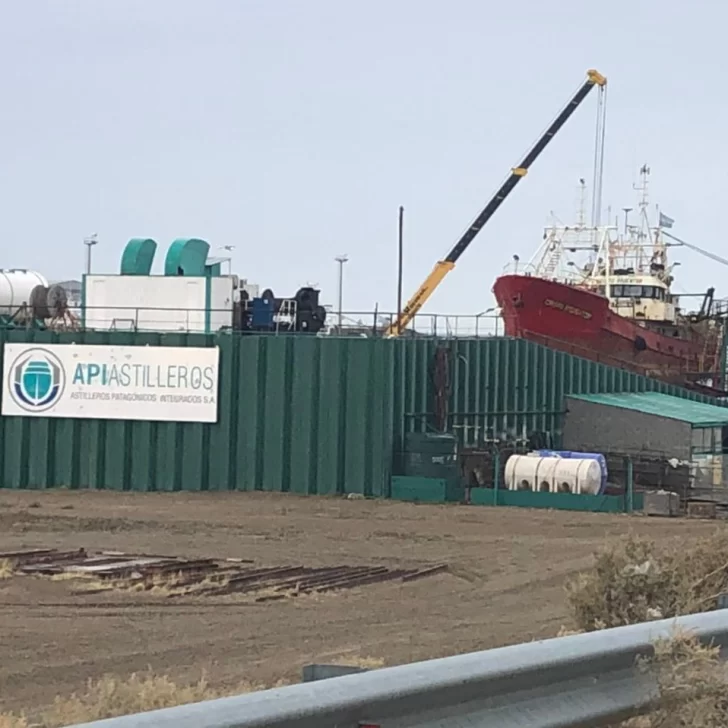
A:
[567, 392, 728, 428]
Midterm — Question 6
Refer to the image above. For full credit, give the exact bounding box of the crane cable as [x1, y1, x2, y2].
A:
[591, 84, 607, 227]
[662, 230, 728, 268]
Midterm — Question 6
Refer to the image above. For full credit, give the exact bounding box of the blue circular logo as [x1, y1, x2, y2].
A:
[8, 348, 66, 412]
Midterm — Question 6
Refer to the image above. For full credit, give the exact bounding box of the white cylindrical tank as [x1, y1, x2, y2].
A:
[505, 455, 602, 495]
[551, 458, 602, 494]
[0, 269, 48, 313]
[505, 454, 558, 492]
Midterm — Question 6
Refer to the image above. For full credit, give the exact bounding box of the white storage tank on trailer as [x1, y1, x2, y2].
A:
[0, 269, 48, 315]
[505, 454, 602, 494]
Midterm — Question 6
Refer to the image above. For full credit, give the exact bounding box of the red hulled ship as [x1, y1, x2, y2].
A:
[493, 167, 726, 395]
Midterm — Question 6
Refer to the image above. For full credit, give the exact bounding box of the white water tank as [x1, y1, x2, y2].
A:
[0, 269, 48, 314]
[505, 454, 602, 494]
[505, 454, 560, 492]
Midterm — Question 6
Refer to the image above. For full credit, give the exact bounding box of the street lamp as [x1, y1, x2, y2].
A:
[217, 245, 235, 274]
[334, 255, 349, 332]
[83, 234, 98, 275]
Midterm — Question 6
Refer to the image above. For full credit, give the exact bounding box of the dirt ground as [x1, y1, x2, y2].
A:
[0, 489, 721, 713]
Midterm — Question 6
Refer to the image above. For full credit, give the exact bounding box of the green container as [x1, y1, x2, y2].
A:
[404, 432, 458, 455]
[391, 476, 466, 504]
[402, 451, 458, 480]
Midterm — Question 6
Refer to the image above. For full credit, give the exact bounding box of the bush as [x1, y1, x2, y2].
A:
[0, 672, 256, 728]
[620, 631, 728, 728]
[567, 533, 728, 727]
[567, 532, 728, 631]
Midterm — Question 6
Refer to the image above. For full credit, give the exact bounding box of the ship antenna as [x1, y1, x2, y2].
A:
[637, 163, 650, 211]
[632, 163, 651, 242]
[577, 178, 587, 228]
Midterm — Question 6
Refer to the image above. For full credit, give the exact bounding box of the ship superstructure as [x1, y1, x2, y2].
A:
[494, 167, 726, 394]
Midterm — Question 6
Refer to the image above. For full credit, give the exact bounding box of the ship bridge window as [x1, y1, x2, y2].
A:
[610, 285, 665, 300]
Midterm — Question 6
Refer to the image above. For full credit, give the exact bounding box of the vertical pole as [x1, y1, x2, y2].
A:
[84, 235, 98, 275]
[335, 255, 348, 332]
[397, 206, 404, 334]
[337, 260, 343, 331]
[493, 448, 501, 506]
[337, 260, 343, 332]
[625, 456, 634, 513]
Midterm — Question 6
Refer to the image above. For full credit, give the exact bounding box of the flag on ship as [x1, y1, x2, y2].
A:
[659, 212, 674, 229]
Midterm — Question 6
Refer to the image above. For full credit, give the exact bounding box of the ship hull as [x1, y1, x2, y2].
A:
[492, 274, 715, 389]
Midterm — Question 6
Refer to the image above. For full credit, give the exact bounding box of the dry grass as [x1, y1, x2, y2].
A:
[0, 559, 16, 580]
[566, 531, 728, 632]
[45, 567, 338, 604]
[568, 533, 728, 727]
[54, 570, 232, 597]
[0, 672, 264, 728]
[618, 631, 728, 728]
[329, 655, 385, 669]
[0, 716, 28, 728]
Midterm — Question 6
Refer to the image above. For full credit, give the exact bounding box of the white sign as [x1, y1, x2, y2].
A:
[1, 344, 219, 423]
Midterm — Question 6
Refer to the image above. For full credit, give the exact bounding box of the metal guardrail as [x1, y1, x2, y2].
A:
[69, 609, 728, 728]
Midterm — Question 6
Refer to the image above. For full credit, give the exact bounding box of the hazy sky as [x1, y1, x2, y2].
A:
[1, 1, 724, 317]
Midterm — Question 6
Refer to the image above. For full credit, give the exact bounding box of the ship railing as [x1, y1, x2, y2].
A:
[18, 305, 506, 339]
[500, 260, 540, 276]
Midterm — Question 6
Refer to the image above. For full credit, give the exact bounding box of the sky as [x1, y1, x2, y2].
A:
[1, 0, 725, 320]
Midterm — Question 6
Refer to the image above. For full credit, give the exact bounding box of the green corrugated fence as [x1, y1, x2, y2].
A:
[0, 330, 720, 493]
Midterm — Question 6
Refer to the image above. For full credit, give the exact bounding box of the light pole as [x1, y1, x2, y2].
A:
[397, 206, 404, 333]
[218, 245, 235, 274]
[83, 234, 98, 275]
[475, 307, 496, 337]
[334, 255, 348, 332]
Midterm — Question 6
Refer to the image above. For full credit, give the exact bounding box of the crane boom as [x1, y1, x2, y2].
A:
[386, 69, 607, 337]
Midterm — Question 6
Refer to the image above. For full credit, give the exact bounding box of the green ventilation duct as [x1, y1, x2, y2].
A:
[120, 238, 157, 275]
[164, 238, 210, 276]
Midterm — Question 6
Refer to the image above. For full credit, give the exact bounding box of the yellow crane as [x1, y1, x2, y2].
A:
[386, 69, 607, 337]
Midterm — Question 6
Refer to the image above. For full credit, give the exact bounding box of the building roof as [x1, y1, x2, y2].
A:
[567, 392, 728, 428]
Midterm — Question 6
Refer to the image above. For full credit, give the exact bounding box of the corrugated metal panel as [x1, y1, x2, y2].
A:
[568, 391, 728, 427]
[0, 331, 723, 492]
[435, 338, 720, 446]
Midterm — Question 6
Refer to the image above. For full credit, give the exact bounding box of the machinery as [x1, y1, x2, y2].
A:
[385, 69, 607, 337]
[234, 286, 327, 334]
[0, 269, 78, 331]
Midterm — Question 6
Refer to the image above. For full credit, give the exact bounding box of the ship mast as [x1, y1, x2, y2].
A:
[576, 178, 587, 229]
[632, 164, 651, 271]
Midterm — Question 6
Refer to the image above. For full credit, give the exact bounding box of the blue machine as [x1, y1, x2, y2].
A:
[250, 295, 275, 330]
